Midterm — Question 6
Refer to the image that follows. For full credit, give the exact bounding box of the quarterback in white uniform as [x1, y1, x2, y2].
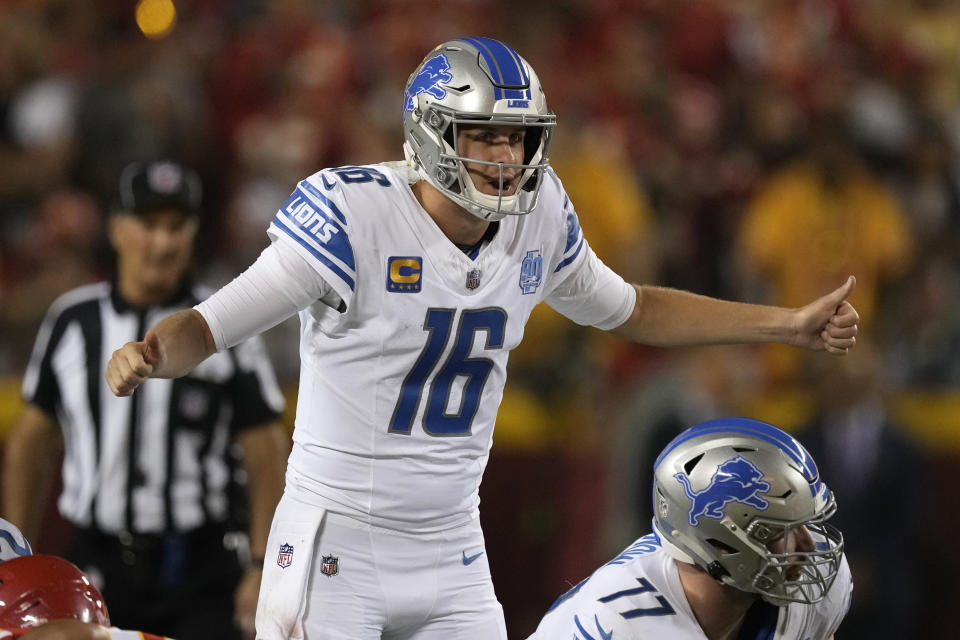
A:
[529, 418, 853, 640]
[106, 38, 859, 640]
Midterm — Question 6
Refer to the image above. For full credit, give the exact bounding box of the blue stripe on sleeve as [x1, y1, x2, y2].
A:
[563, 208, 582, 253]
[300, 179, 347, 224]
[553, 236, 584, 273]
[272, 217, 355, 291]
[279, 188, 355, 270]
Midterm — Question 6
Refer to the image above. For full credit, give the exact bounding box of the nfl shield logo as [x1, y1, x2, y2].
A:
[277, 543, 294, 569]
[465, 268, 481, 290]
[320, 554, 339, 577]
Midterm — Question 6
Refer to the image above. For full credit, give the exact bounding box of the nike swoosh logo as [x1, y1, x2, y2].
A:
[321, 173, 337, 190]
[462, 550, 485, 566]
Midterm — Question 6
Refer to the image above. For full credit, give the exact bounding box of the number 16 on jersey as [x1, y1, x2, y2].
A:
[389, 307, 507, 437]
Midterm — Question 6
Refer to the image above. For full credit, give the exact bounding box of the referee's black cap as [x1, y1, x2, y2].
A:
[114, 160, 202, 217]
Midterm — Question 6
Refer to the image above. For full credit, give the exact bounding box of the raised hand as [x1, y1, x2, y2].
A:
[791, 276, 860, 354]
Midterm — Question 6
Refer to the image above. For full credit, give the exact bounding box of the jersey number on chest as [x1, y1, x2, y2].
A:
[389, 307, 507, 436]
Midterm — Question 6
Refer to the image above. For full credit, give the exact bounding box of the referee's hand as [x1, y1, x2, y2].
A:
[106, 329, 163, 396]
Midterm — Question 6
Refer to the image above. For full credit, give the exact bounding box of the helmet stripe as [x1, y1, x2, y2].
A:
[654, 417, 819, 484]
[458, 37, 531, 100]
[0, 528, 32, 558]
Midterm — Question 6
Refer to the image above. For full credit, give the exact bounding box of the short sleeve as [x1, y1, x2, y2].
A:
[21, 300, 71, 416]
[541, 189, 635, 330]
[267, 176, 357, 310]
[545, 244, 635, 330]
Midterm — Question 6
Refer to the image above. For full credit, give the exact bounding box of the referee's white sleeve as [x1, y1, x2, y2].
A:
[195, 242, 341, 351]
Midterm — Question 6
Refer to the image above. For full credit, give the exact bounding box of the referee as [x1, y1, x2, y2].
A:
[2, 160, 289, 640]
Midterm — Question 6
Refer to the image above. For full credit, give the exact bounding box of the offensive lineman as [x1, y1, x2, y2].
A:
[105, 38, 859, 639]
[527, 417, 852, 640]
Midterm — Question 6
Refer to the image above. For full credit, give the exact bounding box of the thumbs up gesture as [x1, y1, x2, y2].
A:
[791, 276, 860, 354]
[105, 328, 166, 396]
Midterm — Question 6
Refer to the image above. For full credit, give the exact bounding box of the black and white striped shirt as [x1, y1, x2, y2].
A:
[22, 280, 285, 536]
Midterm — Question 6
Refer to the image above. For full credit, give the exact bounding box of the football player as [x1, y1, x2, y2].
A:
[0, 518, 172, 639]
[105, 38, 859, 639]
[527, 417, 852, 640]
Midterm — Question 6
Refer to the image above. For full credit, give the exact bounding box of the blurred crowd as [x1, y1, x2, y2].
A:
[2, 0, 958, 638]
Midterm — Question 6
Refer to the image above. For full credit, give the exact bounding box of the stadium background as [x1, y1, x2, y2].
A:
[0, 0, 956, 637]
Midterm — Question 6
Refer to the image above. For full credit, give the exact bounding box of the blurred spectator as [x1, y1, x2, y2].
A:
[737, 113, 913, 383]
[0, 188, 105, 372]
[0, 3, 80, 202]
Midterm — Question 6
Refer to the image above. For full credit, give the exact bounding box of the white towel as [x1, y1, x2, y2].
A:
[255, 494, 327, 640]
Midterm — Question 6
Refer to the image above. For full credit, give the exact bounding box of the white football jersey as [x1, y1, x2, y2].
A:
[528, 532, 853, 640]
[265, 163, 633, 533]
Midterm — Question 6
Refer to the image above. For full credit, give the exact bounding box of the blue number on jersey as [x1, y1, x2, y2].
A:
[333, 166, 391, 186]
[599, 577, 677, 618]
[390, 308, 507, 436]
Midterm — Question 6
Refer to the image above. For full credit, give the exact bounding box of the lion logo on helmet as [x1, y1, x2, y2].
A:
[674, 456, 771, 526]
[404, 54, 454, 113]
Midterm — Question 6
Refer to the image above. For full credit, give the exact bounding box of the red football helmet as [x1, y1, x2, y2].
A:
[0, 554, 110, 628]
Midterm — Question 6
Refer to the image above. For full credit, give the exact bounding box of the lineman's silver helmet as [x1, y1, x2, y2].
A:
[653, 418, 844, 606]
[402, 37, 556, 222]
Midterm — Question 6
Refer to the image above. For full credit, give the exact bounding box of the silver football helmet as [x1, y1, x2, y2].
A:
[652, 417, 843, 606]
[402, 37, 556, 221]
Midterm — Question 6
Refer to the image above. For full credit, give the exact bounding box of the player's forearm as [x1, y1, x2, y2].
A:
[2, 406, 60, 542]
[150, 309, 217, 378]
[611, 284, 793, 347]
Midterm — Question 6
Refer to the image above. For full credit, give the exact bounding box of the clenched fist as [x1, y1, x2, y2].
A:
[105, 329, 164, 396]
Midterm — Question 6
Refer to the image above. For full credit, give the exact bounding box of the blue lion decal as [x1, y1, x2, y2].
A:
[674, 456, 771, 526]
[403, 54, 453, 113]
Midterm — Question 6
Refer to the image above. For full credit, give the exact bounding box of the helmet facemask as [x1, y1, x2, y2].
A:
[718, 499, 844, 606]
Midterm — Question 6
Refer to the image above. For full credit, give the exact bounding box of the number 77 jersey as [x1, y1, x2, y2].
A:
[266, 162, 633, 534]
[528, 533, 853, 640]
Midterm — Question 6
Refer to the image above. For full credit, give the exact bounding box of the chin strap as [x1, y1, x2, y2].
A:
[707, 561, 730, 581]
